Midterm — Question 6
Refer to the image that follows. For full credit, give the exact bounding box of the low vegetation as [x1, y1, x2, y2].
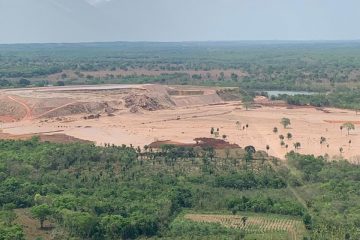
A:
[272, 88, 360, 110]
[0, 137, 358, 239]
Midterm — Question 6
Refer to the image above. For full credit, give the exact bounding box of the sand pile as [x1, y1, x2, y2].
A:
[124, 94, 168, 113]
[0, 97, 26, 121]
[168, 89, 205, 96]
[123, 85, 176, 113]
[217, 88, 244, 101]
[39, 102, 114, 118]
[171, 93, 223, 107]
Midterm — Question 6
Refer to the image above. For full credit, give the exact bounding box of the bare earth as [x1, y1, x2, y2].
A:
[1, 84, 359, 163]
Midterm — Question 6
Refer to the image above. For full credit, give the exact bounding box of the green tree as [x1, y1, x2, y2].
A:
[266, 145, 270, 153]
[339, 147, 344, 154]
[287, 133, 292, 140]
[62, 210, 97, 238]
[280, 118, 291, 129]
[231, 73, 239, 81]
[242, 95, 253, 111]
[0, 223, 25, 240]
[218, 72, 225, 81]
[0, 210, 17, 226]
[55, 81, 65, 86]
[31, 204, 53, 229]
[100, 215, 127, 240]
[342, 122, 355, 135]
[273, 127, 278, 134]
[244, 146, 256, 155]
[303, 213, 313, 230]
[294, 142, 301, 150]
[18, 78, 30, 86]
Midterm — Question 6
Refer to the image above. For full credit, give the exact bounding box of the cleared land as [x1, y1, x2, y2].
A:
[184, 213, 305, 240]
[1, 84, 360, 162]
[14, 209, 53, 240]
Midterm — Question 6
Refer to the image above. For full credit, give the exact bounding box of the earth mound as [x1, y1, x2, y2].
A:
[0, 97, 27, 121]
[0, 84, 231, 120]
[149, 138, 240, 149]
[125, 94, 168, 113]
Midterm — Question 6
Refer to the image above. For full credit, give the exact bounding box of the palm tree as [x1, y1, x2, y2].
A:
[339, 147, 344, 155]
[273, 127, 278, 134]
[144, 145, 149, 152]
[266, 145, 270, 153]
[279, 135, 285, 141]
[294, 142, 301, 150]
[280, 140, 285, 147]
[340, 126, 343, 135]
[287, 133, 292, 140]
[320, 137, 326, 149]
[225, 148, 231, 159]
[342, 122, 355, 135]
[136, 146, 142, 160]
[244, 102, 251, 111]
[244, 146, 255, 171]
[236, 121, 241, 130]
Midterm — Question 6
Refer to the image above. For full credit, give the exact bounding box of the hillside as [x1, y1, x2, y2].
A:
[0, 138, 359, 239]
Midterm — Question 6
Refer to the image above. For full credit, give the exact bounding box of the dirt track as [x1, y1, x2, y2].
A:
[7, 96, 33, 120]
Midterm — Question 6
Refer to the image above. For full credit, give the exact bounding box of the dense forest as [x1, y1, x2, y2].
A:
[270, 88, 360, 110]
[1, 41, 360, 90]
[0, 138, 359, 239]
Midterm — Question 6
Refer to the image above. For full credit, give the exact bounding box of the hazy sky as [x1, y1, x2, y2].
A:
[0, 0, 359, 43]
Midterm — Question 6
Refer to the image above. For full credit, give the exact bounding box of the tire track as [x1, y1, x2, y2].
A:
[7, 96, 32, 120]
[35, 101, 78, 119]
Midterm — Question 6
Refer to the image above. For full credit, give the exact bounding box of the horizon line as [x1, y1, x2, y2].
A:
[1, 39, 360, 46]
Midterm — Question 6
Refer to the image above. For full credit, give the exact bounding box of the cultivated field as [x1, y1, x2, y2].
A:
[184, 213, 305, 240]
[1, 84, 360, 162]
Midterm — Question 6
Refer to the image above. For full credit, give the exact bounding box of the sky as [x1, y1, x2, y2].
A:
[0, 0, 359, 44]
